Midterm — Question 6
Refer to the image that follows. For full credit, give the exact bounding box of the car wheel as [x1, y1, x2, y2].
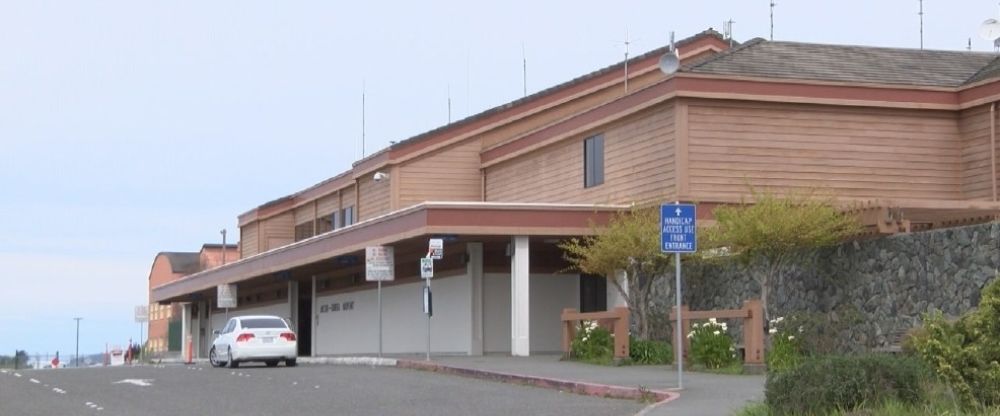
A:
[285, 358, 297, 367]
[209, 347, 222, 368]
[227, 348, 239, 368]
[265, 360, 278, 367]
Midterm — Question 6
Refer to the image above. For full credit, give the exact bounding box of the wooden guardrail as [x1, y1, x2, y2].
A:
[668, 299, 765, 365]
[560, 307, 630, 360]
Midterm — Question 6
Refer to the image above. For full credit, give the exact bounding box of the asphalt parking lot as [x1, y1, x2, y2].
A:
[0, 364, 645, 416]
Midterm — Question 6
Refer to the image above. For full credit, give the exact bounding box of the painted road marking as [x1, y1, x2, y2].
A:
[53, 388, 66, 394]
[113, 379, 154, 387]
[30, 378, 40, 384]
[14, 373, 21, 377]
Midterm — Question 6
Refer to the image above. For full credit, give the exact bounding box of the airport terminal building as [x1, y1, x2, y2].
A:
[148, 30, 1000, 359]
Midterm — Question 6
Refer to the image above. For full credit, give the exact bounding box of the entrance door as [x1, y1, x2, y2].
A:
[297, 283, 313, 356]
[579, 274, 607, 312]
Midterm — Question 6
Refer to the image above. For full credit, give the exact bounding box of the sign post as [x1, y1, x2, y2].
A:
[135, 306, 148, 363]
[423, 239, 441, 361]
[661, 203, 696, 390]
[366, 246, 395, 358]
[217, 284, 238, 320]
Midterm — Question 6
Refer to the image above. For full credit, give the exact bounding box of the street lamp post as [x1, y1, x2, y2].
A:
[73, 317, 82, 367]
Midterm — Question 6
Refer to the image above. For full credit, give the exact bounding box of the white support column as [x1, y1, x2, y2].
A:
[288, 281, 299, 330]
[511, 236, 530, 356]
[468, 242, 484, 356]
[181, 302, 192, 361]
[607, 270, 630, 309]
[311, 275, 318, 357]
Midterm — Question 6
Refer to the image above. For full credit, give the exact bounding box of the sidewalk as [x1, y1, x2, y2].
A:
[413, 355, 765, 416]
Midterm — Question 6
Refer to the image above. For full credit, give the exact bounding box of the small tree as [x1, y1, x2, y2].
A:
[704, 188, 862, 322]
[560, 207, 672, 340]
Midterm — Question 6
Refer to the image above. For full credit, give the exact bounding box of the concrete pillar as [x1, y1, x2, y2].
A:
[511, 236, 530, 356]
[468, 242, 484, 355]
[181, 302, 192, 361]
[607, 270, 629, 309]
[311, 275, 318, 357]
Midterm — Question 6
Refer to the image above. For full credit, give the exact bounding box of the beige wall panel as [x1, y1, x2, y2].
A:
[485, 103, 676, 205]
[261, 211, 295, 251]
[959, 105, 996, 200]
[686, 100, 963, 201]
[240, 223, 259, 258]
[293, 203, 315, 226]
[479, 71, 663, 150]
[341, 186, 356, 210]
[399, 139, 482, 207]
[316, 193, 340, 217]
[358, 176, 391, 221]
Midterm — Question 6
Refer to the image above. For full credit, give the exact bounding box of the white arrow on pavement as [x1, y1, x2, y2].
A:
[113, 379, 153, 387]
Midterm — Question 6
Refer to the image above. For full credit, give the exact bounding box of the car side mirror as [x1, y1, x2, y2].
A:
[213, 330, 221, 336]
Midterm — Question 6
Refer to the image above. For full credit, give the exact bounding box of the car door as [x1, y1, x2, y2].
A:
[214, 318, 237, 352]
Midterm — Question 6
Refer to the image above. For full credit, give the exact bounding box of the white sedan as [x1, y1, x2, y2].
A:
[210, 315, 297, 368]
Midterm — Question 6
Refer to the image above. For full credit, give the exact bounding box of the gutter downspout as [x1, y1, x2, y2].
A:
[992, 103, 998, 202]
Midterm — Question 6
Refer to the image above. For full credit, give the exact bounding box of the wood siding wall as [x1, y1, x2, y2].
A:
[240, 223, 259, 258]
[358, 176, 391, 220]
[485, 102, 676, 204]
[399, 139, 482, 207]
[479, 71, 664, 150]
[959, 105, 998, 200]
[260, 211, 294, 252]
[685, 100, 963, 200]
[316, 193, 340, 218]
[293, 203, 315, 227]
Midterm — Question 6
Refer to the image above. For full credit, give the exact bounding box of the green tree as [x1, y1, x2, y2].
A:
[560, 207, 675, 340]
[704, 188, 862, 322]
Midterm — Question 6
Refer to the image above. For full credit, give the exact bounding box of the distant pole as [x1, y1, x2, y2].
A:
[447, 84, 452, 124]
[362, 81, 367, 158]
[522, 43, 527, 97]
[623, 28, 630, 94]
[220, 229, 227, 265]
[74, 317, 82, 367]
[919, 0, 924, 50]
[769, 1, 776, 40]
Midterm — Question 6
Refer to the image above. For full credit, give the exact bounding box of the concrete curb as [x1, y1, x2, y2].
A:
[395, 359, 679, 409]
[299, 356, 397, 366]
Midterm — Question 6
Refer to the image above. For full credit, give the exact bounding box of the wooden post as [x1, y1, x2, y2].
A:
[561, 308, 577, 357]
[612, 307, 629, 359]
[743, 299, 764, 365]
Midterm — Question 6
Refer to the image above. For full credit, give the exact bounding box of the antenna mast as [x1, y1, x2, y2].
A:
[362, 81, 366, 158]
[723, 19, 735, 47]
[447, 84, 452, 123]
[623, 27, 630, 94]
[770, 1, 776, 40]
[919, 0, 924, 49]
[522, 43, 527, 97]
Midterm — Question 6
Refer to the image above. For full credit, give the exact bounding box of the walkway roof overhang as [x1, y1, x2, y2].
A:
[152, 202, 627, 303]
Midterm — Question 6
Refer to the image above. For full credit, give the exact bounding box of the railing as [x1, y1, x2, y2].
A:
[668, 299, 765, 365]
[560, 307, 630, 360]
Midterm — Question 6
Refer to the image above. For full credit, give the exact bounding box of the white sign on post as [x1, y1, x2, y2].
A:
[420, 257, 434, 279]
[365, 246, 395, 281]
[428, 238, 444, 260]
[134, 306, 149, 323]
[217, 284, 238, 308]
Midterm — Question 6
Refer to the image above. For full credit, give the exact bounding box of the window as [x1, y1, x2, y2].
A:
[584, 134, 604, 188]
[342, 206, 355, 227]
[294, 222, 314, 241]
[239, 318, 288, 329]
[316, 214, 333, 234]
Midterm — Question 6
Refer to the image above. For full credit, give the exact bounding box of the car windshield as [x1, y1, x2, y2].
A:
[240, 318, 288, 329]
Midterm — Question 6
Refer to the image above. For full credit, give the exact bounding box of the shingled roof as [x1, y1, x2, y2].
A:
[685, 39, 1000, 88]
[159, 252, 201, 275]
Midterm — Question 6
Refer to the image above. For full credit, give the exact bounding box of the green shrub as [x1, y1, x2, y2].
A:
[766, 316, 805, 373]
[765, 354, 928, 415]
[689, 318, 737, 369]
[570, 320, 613, 364]
[912, 276, 1000, 409]
[629, 338, 672, 365]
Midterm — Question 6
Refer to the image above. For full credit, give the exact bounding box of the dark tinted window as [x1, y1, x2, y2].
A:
[584, 134, 604, 188]
[240, 318, 288, 329]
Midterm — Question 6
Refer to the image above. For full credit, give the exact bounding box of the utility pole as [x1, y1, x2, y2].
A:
[74, 317, 82, 367]
[220, 229, 227, 265]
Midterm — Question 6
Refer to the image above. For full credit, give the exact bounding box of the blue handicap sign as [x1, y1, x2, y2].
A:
[660, 204, 697, 253]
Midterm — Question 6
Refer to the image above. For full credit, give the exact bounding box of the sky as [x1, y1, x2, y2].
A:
[1, 0, 997, 357]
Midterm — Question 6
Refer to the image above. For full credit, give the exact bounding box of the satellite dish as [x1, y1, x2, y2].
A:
[658, 50, 680, 75]
[979, 18, 1000, 41]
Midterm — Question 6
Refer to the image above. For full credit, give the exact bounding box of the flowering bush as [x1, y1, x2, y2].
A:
[766, 316, 805, 373]
[689, 318, 737, 369]
[570, 320, 614, 364]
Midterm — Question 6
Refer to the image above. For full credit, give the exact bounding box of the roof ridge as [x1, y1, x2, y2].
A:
[764, 39, 996, 56]
[964, 54, 1000, 85]
[684, 37, 767, 72]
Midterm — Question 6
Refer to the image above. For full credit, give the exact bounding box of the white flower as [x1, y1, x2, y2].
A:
[713, 330, 720, 335]
[720, 323, 728, 330]
[686, 332, 694, 339]
[692, 323, 700, 328]
[708, 318, 718, 324]
[787, 335, 795, 341]
[776, 317, 785, 323]
[798, 326, 804, 333]
[769, 328, 777, 334]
